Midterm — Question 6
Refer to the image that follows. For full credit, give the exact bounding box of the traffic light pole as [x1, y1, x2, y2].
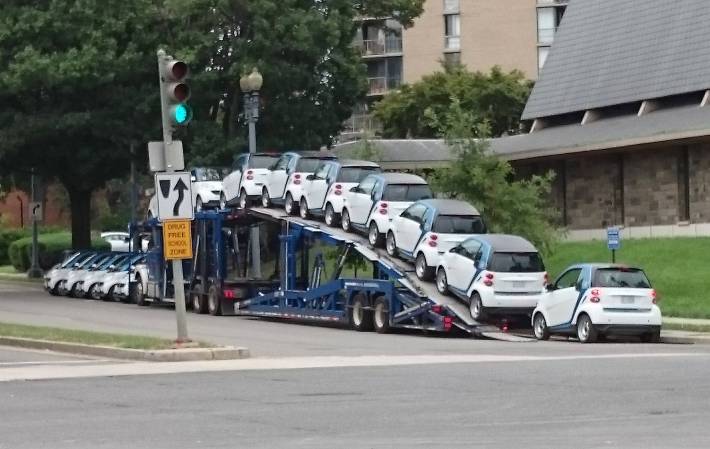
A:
[157, 49, 189, 343]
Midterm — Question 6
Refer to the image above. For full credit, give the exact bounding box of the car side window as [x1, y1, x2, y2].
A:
[233, 155, 246, 171]
[313, 164, 330, 180]
[461, 240, 482, 260]
[274, 155, 290, 171]
[555, 268, 582, 290]
[358, 177, 377, 195]
[404, 204, 427, 223]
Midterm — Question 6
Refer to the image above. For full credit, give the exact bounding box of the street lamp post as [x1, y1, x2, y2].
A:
[240, 68, 264, 278]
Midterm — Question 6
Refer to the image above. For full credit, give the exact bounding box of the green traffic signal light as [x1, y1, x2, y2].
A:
[172, 103, 193, 125]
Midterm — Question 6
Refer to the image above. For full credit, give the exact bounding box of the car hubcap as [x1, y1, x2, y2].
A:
[437, 272, 446, 291]
[353, 302, 362, 326]
[579, 319, 589, 340]
[535, 317, 545, 338]
[301, 202, 307, 217]
[196, 199, 202, 211]
[220, 195, 226, 209]
[343, 212, 349, 229]
[262, 191, 269, 207]
[369, 226, 377, 244]
[286, 197, 292, 213]
[375, 303, 386, 328]
[416, 257, 425, 276]
[471, 299, 480, 318]
[387, 235, 395, 253]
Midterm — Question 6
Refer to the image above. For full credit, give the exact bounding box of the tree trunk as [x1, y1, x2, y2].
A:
[68, 188, 92, 250]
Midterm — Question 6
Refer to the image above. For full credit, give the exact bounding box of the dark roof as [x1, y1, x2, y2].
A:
[338, 159, 381, 168]
[523, 0, 710, 120]
[333, 140, 452, 169]
[378, 172, 428, 184]
[418, 199, 480, 215]
[473, 234, 538, 253]
[287, 151, 337, 159]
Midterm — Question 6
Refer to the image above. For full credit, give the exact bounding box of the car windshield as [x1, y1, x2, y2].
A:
[111, 256, 143, 272]
[295, 158, 329, 173]
[337, 167, 380, 183]
[432, 215, 487, 234]
[77, 254, 100, 268]
[95, 256, 122, 271]
[382, 184, 433, 202]
[489, 252, 545, 273]
[60, 252, 82, 268]
[249, 155, 278, 169]
[593, 268, 652, 288]
[194, 168, 222, 181]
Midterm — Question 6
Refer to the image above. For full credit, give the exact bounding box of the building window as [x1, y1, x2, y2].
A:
[444, 52, 461, 67]
[366, 57, 402, 96]
[538, 46, 550, 70]
[537, 6, 565, 44]
[444, 14, 460, 51]
[443, 0, 459, 14]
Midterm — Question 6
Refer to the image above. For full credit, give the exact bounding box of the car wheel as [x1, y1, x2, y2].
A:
[239, 189, 249, 209]
[385, 232, 397, 257]
[68, 283, 79, 298]
[533, 313, 550, 340]
[195, 196, 203, 212]
[368, 222, 384, 247]
[261, 188, 271, 208]
[341, 209, 352, 232]
[49, 283, 59, 296]
[284, 193, 296, 215]
[436, 268, 449, 295]
[207, 284, 222, 316]
[350, 293, 373, 332]
[576, 314, 598, 343]
[373, 296, 390, 334]
[219, 192, 227, 210]
[470, 292, 487, 322]
[134, 276, 148, 306]
[299, 198, 309, 219]
[191, 283, 207, 314]
[641, 329, 661, 343]
[415, 253, 434, 281]
[324, 203, 338, 226]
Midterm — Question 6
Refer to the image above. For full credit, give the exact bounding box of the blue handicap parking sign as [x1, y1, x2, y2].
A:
[607, 227, 621, 250]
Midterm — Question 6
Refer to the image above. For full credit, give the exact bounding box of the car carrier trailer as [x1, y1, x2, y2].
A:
[132, 207, 529, 341]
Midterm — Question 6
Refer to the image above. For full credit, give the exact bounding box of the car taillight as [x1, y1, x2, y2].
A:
[543, 272, 549, 286]
[223, 290, 234, 299]
[427, 234, 438, 247]
[431, 305, 443, 314]
[380, 202, 388, 208]
[378, 202, 388, 215]
[247, 170, 253, 175]
[443, 316, 453, 331]
[379, 208, 387, 215]
[483, 272, 494, 287]
[589, 296, 601, 303]
[246, 175, 254, 180]
[651, 289, 658, 304]
[334, 184, 342, 195]
[293, 174, 301, 185]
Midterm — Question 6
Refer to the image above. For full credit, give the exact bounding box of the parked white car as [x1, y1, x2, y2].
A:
[532, 263, 662, 343]
[60, 253, 113, 297]
[44, 251, 84, 295]
[76, 253, 130, 299]
[101, 232, 130, 252]
[298, 159, 381, 223]
[222, 153, 279, 208]
[341, 173, 433, 246]
[435, 234, 547, 322]
[387, 199, 487, 280]
[191, 167, 225, 211]
[260, 151, 338, 214]
[95, 254, 146, 302]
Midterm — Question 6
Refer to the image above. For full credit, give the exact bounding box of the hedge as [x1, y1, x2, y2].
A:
[0, 228, 31, 265]
[8, 232, 110, 272]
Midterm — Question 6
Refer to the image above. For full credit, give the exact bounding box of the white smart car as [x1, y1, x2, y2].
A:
[532, 263, 662, 343]
[222, 153, 279, 208]
[435, 234, 547, 322]
[76, 253, 130, 299]
[298, 159, 381, 223]
[341, 173, 433, 246]
[387, 199, 487, 280]
[44, 251, 85, 295]
[95, 254, 146, 302]
[190, 167, 225, 211]
[60, 252, 114, 297]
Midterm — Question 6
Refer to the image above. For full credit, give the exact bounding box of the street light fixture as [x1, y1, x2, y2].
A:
[240, 67, 262, 278]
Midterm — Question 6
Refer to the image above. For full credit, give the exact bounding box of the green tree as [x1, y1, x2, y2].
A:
[374, 65, 532, 139]
[428, 100, 560, 255]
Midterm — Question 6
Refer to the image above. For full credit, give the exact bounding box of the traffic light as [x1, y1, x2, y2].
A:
[158, 52, 193, 134]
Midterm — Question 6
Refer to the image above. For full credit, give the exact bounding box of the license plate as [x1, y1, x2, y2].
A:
[512, 281, 525, 288]
[621, 296, 635, 304]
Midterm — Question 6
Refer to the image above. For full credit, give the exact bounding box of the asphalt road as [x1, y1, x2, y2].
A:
[2, 353, 710, 449]
[1, 281, 704, 359]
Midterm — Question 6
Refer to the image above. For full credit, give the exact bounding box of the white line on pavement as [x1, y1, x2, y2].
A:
[0, 352, 706, 382]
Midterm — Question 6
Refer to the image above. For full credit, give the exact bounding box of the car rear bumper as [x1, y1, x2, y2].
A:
[594, 324, 661, 335]
[242, 181, 265, 197]
[482, 292, 542, 310]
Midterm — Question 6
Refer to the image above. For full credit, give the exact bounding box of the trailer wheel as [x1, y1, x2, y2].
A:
[191, 284, 207, 314]
[350, 294, 373, 332]
[373, 296, 391, 334]
[207, 284, 222, 316]
[135, 275, 148, 306]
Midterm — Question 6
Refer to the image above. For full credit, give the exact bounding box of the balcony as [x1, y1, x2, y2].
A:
[342, 113, 382, 136]
[537, 27, 558, 45]
[367, 76, 402, 96]
[355, 36, 403, 57]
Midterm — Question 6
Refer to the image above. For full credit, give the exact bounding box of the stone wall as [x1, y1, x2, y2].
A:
[689, 143, 710, 222]
[623, 147, 680, 226]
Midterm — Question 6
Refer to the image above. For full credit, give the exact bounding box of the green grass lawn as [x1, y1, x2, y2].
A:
[0, 322, 211, 350]
[0, 265, 18, 274]
[545, 237, 710, 319]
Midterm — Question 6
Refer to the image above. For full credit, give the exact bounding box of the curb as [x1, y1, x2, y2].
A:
[0, 337, 250, 361]
[661, 332, 710, 345]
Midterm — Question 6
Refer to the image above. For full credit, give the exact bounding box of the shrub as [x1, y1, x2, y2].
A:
[8, 232, 110, 272]
[0, 228, 31, 265]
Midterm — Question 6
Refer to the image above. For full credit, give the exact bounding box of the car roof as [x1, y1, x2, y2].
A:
[470, 234, 538, 252]
[250, 153, 280, 158]
[375, 172, 428, 184]
[337, 159, 380, 168]
[416, 199, 480, 215]
[285, 151, 337, 159]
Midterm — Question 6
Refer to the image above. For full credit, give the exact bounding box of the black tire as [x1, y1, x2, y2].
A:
[415, 253, 434, 281]
[385, 232, 397, 257]
[191, 283, 207, 314]
[436, 268, 449, 295]
[641, 329, 661, 343]
[373, 296, 391, 334]
[219, 192, 227, 210]
[533, 313, 550, 340]
[341, 209, 353, 232]
[239, 189, 249, 209]
[469, 292, 487, 322]
[368, 222, 384, 247]
[261, 187, 271, 208]
[284, 193, 295, 215]
[195, 196, 203, 213]
[108, 285, 118, 303]
[207, 284, 222, 316]
[68, 283, 79, 298]
[135, 275, 148, 306]
[576, 314, 598, 343]
[299, 198, 309, 219]
[49, 283, 59, 296]
[324, 203, 338, 227]
[350, 294, 373, 332]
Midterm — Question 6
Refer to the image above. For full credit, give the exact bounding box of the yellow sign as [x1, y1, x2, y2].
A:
[162, 220, 193, 260]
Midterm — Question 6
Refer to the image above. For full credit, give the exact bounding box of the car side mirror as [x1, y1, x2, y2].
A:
[306, 174, 315, 181]
[350, 186, 360, 193]
[546, 284, 556, 292]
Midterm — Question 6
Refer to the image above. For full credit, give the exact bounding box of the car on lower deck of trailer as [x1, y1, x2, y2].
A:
[532, 264, 662, 343]
[435, 234, 547, 322]
[386, 199, 487, 281]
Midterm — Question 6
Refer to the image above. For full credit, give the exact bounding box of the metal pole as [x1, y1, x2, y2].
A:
[247, 91, 262, 279]
[157, 49, 189, 343]
[28, 168, 42, 278]
[612, 249, 616, 264]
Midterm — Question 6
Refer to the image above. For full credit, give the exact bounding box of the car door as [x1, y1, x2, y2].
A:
[223, 155, 246, 201]
[395, 204, 428, 254]
[268, 154, 291, 198]
[304, 163, 332, 208]
[347, 177, 377, 224]
[545, 267, 584, 326]
[449, 239, 482, 291]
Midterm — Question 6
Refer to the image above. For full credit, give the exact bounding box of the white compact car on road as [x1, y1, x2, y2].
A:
[298, 159, 381, 223]
[76, 253, 130, 299]
[435, 234, 546, 322]
[222, 153, 279, 208]
[95, 254, 146, 302]
[45, 251, 84, 295]
[191, 167, 225, 211]
[341, 173, 433, 246]
[60, 253, 113, 297]
[532, 263, 662, 343]
[387, 199, 487, 280]
[260, 151, 338, 214]
[101, 232, 130, 252]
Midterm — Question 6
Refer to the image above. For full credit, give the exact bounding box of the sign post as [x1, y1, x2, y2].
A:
[607, 227, 621, 263]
